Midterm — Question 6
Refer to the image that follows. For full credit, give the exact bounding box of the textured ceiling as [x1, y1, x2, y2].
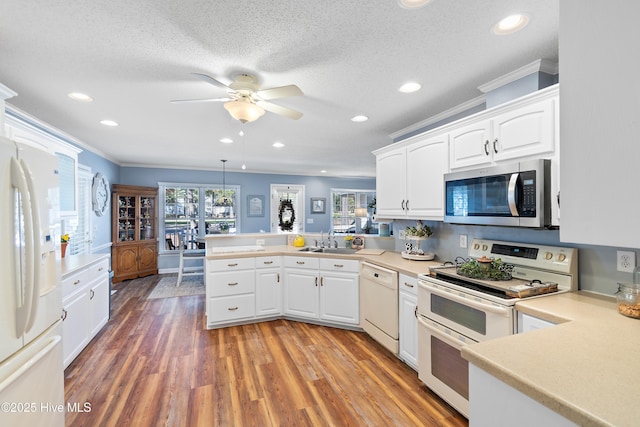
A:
[0, 0, 558, 177]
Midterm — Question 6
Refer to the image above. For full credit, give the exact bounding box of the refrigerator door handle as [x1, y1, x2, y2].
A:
[20, 158, 42, 333]
[10, 158, 36, 337]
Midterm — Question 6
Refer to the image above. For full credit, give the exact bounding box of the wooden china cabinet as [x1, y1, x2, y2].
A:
[111, 184, 158, 283]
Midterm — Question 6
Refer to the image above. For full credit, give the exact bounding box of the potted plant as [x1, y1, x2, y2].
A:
[344, 235, 354, 248]
[219, 222, 229, 234]
[61, 234, 70, 257]
[405, 220, 432, 239]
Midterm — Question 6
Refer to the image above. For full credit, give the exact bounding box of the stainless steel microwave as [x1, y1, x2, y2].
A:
[444, 159, 551, 228]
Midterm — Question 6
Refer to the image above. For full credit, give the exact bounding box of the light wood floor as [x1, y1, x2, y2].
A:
[64, 275, 468, 427]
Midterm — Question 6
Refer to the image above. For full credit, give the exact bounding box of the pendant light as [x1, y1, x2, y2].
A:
[220, 159, 232, 206]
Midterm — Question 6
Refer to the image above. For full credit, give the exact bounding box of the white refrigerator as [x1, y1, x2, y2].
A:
[0, 135, 64, 427]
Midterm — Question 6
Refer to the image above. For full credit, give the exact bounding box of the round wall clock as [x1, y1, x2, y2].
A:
[92, 173, 110, 216]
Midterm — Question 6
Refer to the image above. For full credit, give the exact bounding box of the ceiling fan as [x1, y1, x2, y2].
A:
[171, 73, 304, 123]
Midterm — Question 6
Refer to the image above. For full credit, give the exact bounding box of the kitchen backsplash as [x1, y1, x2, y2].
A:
[392, 219, 632, 297]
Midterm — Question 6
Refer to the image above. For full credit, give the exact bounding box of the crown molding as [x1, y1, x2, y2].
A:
[477, 59, 559, 94]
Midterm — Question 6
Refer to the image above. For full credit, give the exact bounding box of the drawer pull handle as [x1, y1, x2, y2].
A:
[98, 267, 104, 271]
[228, 282, 239, 286]
[296, 261, 305, 265]
[61, 309, 68, 321]
[334, 264, 344, 268]
[404, 282, 414, 288]
[73, 280, 81, 285]
[228, 307, 239, 311]
[90, 289, 95, 300]
[263, 261, 273, 265]
[227, 263, 238, 267]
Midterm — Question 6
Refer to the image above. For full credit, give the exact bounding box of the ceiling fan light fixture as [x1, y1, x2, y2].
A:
[223, 100, 265, 123]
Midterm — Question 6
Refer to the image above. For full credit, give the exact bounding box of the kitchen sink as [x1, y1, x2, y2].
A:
[297, 247, 359, 254]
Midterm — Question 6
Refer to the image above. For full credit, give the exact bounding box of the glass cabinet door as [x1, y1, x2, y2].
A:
[117, 196, 136, 242]
[140, 196, 156, 241]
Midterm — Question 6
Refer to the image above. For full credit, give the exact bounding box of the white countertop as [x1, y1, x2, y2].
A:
[60, 253, 110, 277]
[462, 291, 638, 427]
[205, 245, 439, 277]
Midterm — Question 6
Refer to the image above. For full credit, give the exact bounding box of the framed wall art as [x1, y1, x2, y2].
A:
[310, 197, 326, 214]
[247, 195, 265, 217]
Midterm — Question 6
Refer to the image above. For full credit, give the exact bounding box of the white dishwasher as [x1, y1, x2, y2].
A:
[360, 262, 399, 354]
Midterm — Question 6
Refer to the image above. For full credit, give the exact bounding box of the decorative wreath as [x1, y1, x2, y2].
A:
[278, 199, 296, 231]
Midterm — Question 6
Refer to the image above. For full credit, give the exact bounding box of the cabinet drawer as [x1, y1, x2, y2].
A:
[208, 270, 255, 296]
[207, 257, 255, 272]
[255, 256, 282, 269]
[88, 258, 110, 279]
[399, 274, 418, 296]
[62, 268, 92, 297]
[284, 256, 320, 269]
[208, 294, 255, 322]
[319, 258, 360, 273]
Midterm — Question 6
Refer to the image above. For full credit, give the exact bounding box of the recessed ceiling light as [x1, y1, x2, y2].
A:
[351, 115, 369, 122]
[100, 119, 118, 127]
[320, 170, 327, 174]
[68, 92, 93, 102]
[492, 14, 530, 35]
[220, 138, 233, 144]
[397, 0, 431, 10]
[272, 142, 285, 148]
[398, 82, 421, 93]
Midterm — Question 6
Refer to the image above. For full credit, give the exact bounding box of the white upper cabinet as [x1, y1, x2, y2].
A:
[450, 94, 556, 170]
[559, 1, 640, 248]
[376, 134, 449, 220]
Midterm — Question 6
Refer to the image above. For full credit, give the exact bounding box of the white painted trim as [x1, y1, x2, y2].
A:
[0, 83, 17, 100]
[477, 59, 559, 94]
[91, 242, 112, 253]
[389, 95, 486, 140]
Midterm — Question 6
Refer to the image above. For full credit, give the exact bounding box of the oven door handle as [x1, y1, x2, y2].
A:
[419, 281, 511, 317]
[417, 315, 474, 348]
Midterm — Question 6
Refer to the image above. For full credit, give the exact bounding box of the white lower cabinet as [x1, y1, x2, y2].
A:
[206, 257, 256, 327]
[61, 255, 110, 369]
[319, 258, 359, 325]
[255, 256, 283, 317]
[469, 363, 577, 427]
[283, 256, 359, 326]
[517, 312, 556, 334]
[398, 274, 418, 370]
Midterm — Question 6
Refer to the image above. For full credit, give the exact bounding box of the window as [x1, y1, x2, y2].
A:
[160, 183, 240, 252]
[331, 189, 376, 234]
[62, 165, 92, 255]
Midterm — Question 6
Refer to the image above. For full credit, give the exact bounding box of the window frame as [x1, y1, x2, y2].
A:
[159, 182, 241, 253]
[330, 188, 376, 234]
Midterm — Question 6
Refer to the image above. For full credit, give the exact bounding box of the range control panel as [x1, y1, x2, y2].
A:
[468, 238, 577, 275]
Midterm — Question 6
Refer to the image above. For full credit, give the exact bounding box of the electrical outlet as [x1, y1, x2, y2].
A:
[398, 229, 406, 239]
[617, 250, 636, 273]
[460, 234, 468, 248]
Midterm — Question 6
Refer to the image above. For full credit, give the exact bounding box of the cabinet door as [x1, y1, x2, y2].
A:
[138, 243, 158, 275]
[62, 290, 90, 369]
[405, 135, 449, 219]
[376, 148, 407, 217]
[256, 268, 282, 317]
[492, 98, 555, 162]
[449, 119, 493, 169]
[283, 269, 319, 319]
[89, 278, 110, 337]
[399, 291, 418, 370]
[319, 272, 359, 325]
[113, 246, 138, 278]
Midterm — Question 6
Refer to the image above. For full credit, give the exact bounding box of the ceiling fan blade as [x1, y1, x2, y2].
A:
[170, 97, 232, 103]
[256, 84, 303, 100]
[191, 73, 232, 90]
[256, 101, 303, 120]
